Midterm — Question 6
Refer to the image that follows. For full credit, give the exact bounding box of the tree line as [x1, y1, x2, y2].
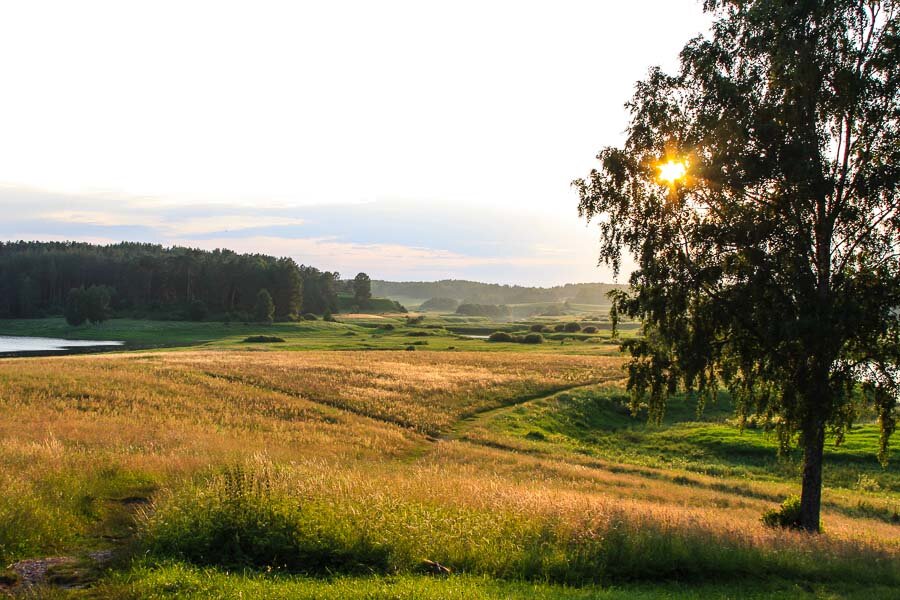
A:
[371, 279, 626, 305]
[0, 241, 361, 321]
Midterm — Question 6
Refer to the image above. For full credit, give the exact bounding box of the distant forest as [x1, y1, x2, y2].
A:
[0, 241, 346, 321]
[371, 280, 626, 306]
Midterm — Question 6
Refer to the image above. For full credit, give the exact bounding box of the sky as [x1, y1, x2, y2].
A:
[0, 0, 712, 286]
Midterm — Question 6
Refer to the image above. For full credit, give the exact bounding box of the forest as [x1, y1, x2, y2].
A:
[0, 241, 342, 321]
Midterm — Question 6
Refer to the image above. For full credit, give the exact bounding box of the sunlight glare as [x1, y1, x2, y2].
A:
[658, 160, 688, 185]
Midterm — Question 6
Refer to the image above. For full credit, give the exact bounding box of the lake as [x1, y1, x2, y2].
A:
[0, 336, 124, 355]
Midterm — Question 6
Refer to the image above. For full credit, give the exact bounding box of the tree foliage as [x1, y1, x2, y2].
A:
[0, 242, 327, 321]
[65, 285, 113, 326]
[353, 272, 372, 308]
[574, 0, 900, 531]
[254, 289, 275, 324]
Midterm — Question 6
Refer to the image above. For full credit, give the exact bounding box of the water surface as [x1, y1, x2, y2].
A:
[0, 336, 124, 354]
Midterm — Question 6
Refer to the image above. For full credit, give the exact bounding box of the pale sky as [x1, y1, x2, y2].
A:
[0, 0, 711, 285]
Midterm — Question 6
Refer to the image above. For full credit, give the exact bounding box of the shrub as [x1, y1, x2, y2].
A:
[323, 311, 336, 322]
[761, 495, 804, 530]
[529, 324, 545, 332]
[582, 325, 598, 334]
[522, 333, 544, 344]
[406, 331, 431, 337]
[301, 313, 318, 321]
[553, 324, 566, 332]
[406, 315, 426, 325]
[380, 323, 395, 331]
[564, 322, 582, 333]
[242, 335, 286, 343]
[405, 345, 416, 351]
[411, 340, 429, 346]
[488, 331, 514, 342]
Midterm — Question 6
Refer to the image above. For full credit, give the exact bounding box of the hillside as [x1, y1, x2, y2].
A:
[371, 280, 628, 307]
[0, 319, 896, 598]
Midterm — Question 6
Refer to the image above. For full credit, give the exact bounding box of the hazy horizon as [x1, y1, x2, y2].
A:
[1, 1, 712, 286]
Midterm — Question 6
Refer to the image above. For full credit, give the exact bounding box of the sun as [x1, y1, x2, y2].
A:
[657, 159, 688, 185]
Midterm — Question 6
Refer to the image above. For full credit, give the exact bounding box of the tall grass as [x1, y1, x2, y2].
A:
[137, 460, 900, 586]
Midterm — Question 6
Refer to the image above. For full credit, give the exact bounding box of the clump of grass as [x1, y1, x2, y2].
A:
[242, 335, 286, 343]
[0, 476, 81, 563]
[139, 466, 391, 574]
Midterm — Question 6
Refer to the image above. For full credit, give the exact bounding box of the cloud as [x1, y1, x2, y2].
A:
[0, 184, 625, 285]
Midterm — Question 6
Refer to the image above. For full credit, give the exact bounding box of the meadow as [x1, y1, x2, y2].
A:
[0, 316, 897, 598]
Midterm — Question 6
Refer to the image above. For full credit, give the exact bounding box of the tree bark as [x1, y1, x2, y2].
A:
[799, 421, 825, 532]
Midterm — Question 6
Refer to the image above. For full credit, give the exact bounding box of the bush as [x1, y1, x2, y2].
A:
[301, 313, 318, 321]
[242, 335, 286, 343]
[564, 322, 582, 333]
[582, 325, 598, 334]
[761, 495, 804, 530]
[406, 331, 431, 337]
[323, 311, 336, 322]
[529, 324, 545, 332]
[553, 324, 566, 332]
[488, 331, 514, 342]
[380, 323, 395, 331]
[405, 345, 416, 351]
[522, 333, 544, 344]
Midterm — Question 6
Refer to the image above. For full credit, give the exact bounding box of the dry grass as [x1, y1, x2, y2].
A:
[0, 349, 897, 589]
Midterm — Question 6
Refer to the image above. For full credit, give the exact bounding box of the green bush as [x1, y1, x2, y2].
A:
[488, 331, 514, 342]
[242, 335, 286, 343]
[301, 313, 318, 321]
[522, 333, 544, 344]
[582, 325, 598, 334]
[553, 324, 566, 332]
[405, 345, 416, 351]
[564, 322, 582, 333]
[406, 331, 431, 337]
[323, 311, 336, 322]
[761, 495, 804, 530]
[529, 324, 545, 332]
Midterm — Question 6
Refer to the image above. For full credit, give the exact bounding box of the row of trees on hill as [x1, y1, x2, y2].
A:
[0, 242, 364, 321]
[370, 279, 625, 305]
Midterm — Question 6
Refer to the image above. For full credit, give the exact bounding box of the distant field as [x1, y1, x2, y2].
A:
[0, 316, 632, 355]
[0, 346, 897, 598]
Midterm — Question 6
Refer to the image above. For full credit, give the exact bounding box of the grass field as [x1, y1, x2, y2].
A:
[0, 321, 897, 598]
[0, 316, 632, 355]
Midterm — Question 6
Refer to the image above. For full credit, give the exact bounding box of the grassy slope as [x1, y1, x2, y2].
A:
[0, 323, 896, 598]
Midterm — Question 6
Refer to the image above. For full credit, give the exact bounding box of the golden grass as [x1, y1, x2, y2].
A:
[0, 349, 897, 584]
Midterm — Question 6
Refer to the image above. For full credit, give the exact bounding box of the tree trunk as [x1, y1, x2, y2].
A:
[799, 421, 825, 532]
